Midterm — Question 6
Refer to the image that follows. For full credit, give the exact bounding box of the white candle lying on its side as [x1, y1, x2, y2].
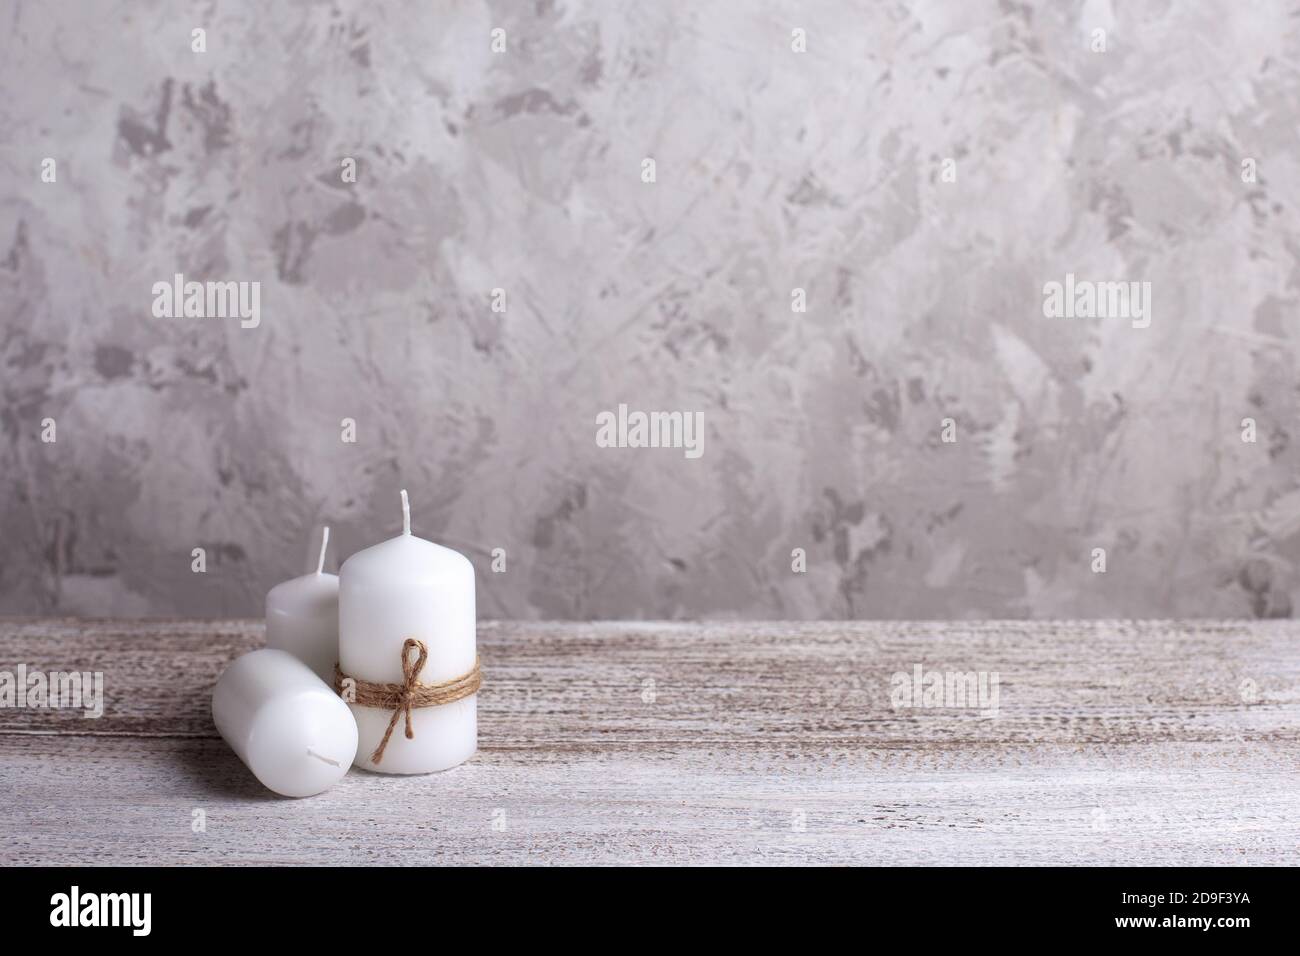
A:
[265, 527, 338, 684]
[339, 490, 477, 774]
[212, 648, 358, 797]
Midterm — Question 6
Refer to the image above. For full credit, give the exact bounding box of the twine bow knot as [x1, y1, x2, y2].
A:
[377, 637, 429, 762]
[334, 638, 483, 765]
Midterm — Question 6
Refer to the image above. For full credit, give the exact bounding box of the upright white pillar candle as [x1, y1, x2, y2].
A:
[339, 490, 477, 774]
[265, 527, 338, 684]
[211, 648, 358, 797]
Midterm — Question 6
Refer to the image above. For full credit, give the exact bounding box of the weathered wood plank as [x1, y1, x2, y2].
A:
[0, 619, 1296, 864]
[0, 736, 1294, 865]
[0, 619, 1295, 741]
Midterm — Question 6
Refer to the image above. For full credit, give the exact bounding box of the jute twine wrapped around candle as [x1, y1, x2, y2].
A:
[335, 638, 481, 764]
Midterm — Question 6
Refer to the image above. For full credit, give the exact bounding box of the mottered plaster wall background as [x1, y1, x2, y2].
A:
[3, 0, 1300, 619]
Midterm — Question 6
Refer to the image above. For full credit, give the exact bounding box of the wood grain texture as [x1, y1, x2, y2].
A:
[0, 618, 1296, 865]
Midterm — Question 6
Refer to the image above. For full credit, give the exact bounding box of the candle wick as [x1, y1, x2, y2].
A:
[316, 526, 330, 575]
[400, 488, 411, 535]
[306, 748, 341, 768]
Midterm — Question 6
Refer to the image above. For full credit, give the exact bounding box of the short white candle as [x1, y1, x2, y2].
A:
[265, 527, 338, 684]
[339, 490, 477, 774]
[211, 648, 358, 797]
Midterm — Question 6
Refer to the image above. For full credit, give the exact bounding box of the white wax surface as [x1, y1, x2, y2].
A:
[211, 648, 358, 797]
[265, 571, 339, 684]
[339, 532, 477, 774]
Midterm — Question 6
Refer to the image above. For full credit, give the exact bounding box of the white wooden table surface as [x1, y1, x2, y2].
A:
[0, 619, 1295, 865]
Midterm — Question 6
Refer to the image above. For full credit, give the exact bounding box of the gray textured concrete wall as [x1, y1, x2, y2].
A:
[2, 1, 1299, 619]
